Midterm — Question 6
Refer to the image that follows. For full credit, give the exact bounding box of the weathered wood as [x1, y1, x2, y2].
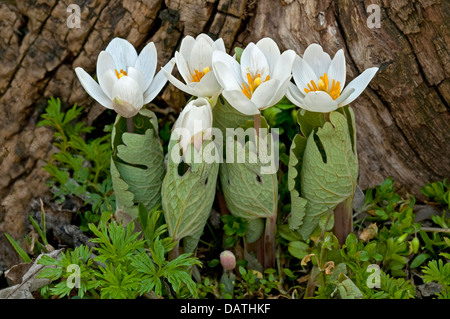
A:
[0, 0, 448, 270]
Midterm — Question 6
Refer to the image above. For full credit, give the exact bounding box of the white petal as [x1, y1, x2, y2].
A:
[335, 87, 355, 106]
[327, 49, 346, 92]
[338, 67, 379, 106]
[105, 37, 138, 72]
[292, 55, 319, 93]
[97, 51, 117, 98]
[189, 37, 213, 73]
[256, 37, 280, 74]
[286, 83, 305, 108]
[196, 33, 215, 46]
[212, 51, 243, 89]
[135, 41, 157, 91]
[265, 77, 292, 108]
[179, 35, 196, 63]
[111, 76, 144, 117]
[222, 89, 260, 115]
[272, 49, 296, 82]
[212, 37, 226, 53]
[75, 67, 113, 109]
[174, 51, 192, 84]
[286, 82, 305, 104]
[302, 91, 339, 112]
[162, 65, 197, 96]
[302, 43, 331, 78]
[144, 58, 176, 104]
[251, 79, 280, 110]
[240, 43, 269, 84]
[195, 70, 222, 97]
[98, 69, 116, 99]
[127, 67, 147, 92]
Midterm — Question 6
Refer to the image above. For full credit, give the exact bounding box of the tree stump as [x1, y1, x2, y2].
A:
[0, 0, 448, 270]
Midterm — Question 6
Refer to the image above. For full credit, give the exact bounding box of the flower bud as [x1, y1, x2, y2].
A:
[220, 250, 236, 271]
[173, 97, 213, 154]
[396, 233, 408, 244]
[412, 237, 420, 254]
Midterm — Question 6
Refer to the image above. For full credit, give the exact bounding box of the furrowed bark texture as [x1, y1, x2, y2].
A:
[0, 0, 448, 270]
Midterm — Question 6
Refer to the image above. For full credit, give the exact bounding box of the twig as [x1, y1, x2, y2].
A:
[420, 227, 450, 234]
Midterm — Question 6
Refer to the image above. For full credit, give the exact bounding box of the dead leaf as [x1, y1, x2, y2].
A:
[359, 223, 378, 242]
[301, 253, 316, 266]
[0, 249, 62, 299]
[323, 261, 335, 275]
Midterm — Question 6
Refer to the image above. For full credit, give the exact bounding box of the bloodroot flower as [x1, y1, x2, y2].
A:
[173, 97, 213, 155]
[286, 43, 379, 113]
[162, 34, 226, 100]
[75, 37, 174, 118]
[212, 38, 296, 116]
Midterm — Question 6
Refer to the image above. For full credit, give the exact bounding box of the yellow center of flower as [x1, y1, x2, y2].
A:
[242, 73, 270, 99]
[190, 67, 210, 82]
[304, 73, 341, 100]
[115, 69, 128, 79]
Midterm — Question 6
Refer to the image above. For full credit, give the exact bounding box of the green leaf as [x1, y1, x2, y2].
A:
[336, 275, 363, 299]
[296, 109, 326, 138]
[287, 134, 308, 231]
[245, 218, 264, 243]
[212, 95, 252, 135]
[410, 253, 432, 269]
[162, 139, 219, 248]
[219, 128, 278, 221]
[4, 233, 31, 263]
[296, 108, 358, 239]
[234, 47, 244, 63]
[111, 109, 165, 218]
[288, 241, 309, 260]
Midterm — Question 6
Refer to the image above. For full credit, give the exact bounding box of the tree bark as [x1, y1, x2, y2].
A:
[0, 0, 448, 270]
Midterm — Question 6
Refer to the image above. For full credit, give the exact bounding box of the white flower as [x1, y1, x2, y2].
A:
[162, 34, 225, 99]
[286, 43, 379, 113]
[211, 38, 296, 116]
[173, 97, 213, 154]
[75, 37, 175, 118]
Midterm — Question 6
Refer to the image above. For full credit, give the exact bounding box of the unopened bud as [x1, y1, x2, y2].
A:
[220, 250, 236, 271]
[412, 237, 420, 254]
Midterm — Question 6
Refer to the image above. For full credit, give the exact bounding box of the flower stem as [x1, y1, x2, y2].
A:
[264, 213, 277, 269]
[334, 196, 354, 245]
[126, 117, 134, 133]
[168, 240, 180, 261]
[254, 114, 261, 138]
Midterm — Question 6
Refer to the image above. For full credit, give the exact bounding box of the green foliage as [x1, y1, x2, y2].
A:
[37, 245, 98, 298]
[421, 259, 450, 299]
[421, 179, 450, 208]
[4, 233, 31, 263]
[221, 215, 248, 248]
[38, 97, 115, 230]
[111, 109, 165, 218]
[162, 139, 219, 254]
[288, 107, 358, 239]
[38, 214, 200, 299]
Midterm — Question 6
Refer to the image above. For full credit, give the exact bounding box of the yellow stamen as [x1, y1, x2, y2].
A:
[115, 69, 127, 79]
[190, 66, 211, 83]
[241, 73, 270, 99]
[303, 72, 341, 100]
